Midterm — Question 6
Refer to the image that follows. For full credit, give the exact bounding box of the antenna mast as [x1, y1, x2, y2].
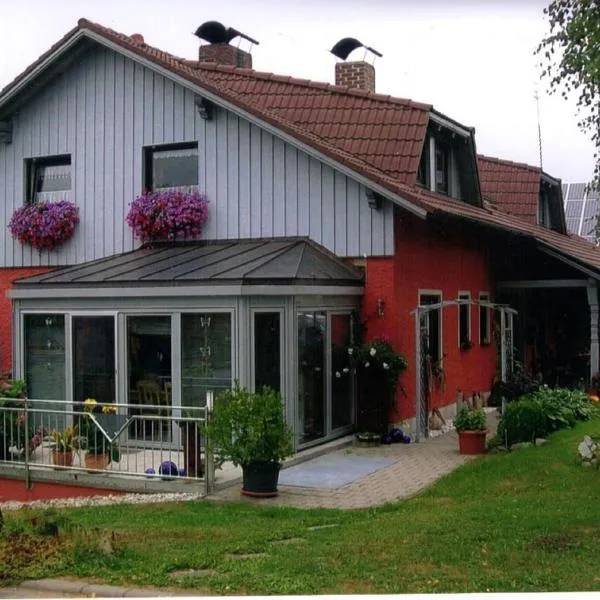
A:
[534, 88, 543, 170]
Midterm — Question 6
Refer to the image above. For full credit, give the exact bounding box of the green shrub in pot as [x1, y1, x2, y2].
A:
[206, 384, 293, 496]
[454, 406, 487, 432]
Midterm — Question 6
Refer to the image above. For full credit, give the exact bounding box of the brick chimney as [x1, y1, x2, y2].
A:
[198, 43, 252, 68]
[335, 61, 375, 93]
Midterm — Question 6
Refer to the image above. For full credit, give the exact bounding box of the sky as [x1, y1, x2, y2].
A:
[0, 0, 595, 183]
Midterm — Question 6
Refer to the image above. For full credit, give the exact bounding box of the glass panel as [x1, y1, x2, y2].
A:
[458, 294, 470, 345]
[181, 313, 232, 408]
[420, 294, 441, 362]
[331, 313, 353, 430]
[127, 316, 172, 441]
[254, 312, 281, 394]
[36, 163, 71, 193]
[479, 294, 490, 345]
[152, 146, 198, 189]
[24, 314, 66, 432]
[298, 311, 326, 444]
[72, 316, 115, 406]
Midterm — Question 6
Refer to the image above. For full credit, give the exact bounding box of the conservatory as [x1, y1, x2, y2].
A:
[9, 238, 364, 451]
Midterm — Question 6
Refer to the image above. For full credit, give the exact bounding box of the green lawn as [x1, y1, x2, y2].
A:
[2, 420, 600, 594]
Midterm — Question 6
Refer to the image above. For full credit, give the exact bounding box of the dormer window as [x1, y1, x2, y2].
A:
[435, 141, 449, 194]
[538, 187, 551, 227]
[417, 138, 430, 188]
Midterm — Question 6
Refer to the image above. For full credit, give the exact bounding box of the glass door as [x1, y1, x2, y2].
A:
[330, 313, 353, 431]
[297, 311, 326, 444]
[127, 315, 172, 442]
[252, 311, 282, 394]
[72, 316, 115, 407]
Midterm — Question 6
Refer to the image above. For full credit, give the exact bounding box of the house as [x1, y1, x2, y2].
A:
[476, 156, 596, 386]
[2, 18, 600, 458]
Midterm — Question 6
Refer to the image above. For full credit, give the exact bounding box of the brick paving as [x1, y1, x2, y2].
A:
[208, 409, 499, 509]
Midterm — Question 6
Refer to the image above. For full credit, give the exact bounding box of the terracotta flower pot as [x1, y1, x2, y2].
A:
[458, 430, 488, 455]
[85, 453, 110, 470]
[53, 451, 74, 467]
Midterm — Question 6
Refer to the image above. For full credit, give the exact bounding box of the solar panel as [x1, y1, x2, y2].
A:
[563, 182, 598, 240]
[566, 200, 583, 218]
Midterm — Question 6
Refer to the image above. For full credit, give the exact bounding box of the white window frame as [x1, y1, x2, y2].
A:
[418, 289, 443, 364]
[479, 292, 491, 345]
[457, 291, 471, 348]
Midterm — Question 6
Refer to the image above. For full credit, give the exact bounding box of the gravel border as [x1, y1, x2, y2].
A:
[0, 492, 204, 512]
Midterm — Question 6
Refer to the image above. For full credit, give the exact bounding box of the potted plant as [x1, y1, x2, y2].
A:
[80, 399, 120, 470]
[206, 384, 293, 497]
[454, 406, 488, 455]
[0, 377, 44, 461]
[49, 426, 81, 467]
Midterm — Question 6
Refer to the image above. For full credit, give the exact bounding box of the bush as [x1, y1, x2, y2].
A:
[497, 398, 547, 447]
[497, 387, 600, 448]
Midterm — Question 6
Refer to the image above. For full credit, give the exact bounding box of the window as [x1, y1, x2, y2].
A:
[435, 141, 449, 194]
[144, 143, 198, 191]
[458, 292, 471, 348]
[417, 137, 430, 188]
[419, 292, 442, 363]
[26, 155, 71, 203]
[538, 188, 551, 227]
[479, 292, 491, 345]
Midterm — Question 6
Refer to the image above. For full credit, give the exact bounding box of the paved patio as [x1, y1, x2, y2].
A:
[208, 408, 499, 509]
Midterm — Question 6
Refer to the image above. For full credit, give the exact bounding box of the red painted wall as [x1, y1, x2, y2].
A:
[363, 211, 496, 421]
[0, 268, 54, 373]
[0, 478, 126, 502]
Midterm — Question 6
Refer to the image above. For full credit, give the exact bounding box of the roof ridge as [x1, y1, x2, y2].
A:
[186, 60, 432, 110]
[76, 18, 431, 112]
[477, 153, 541, 174]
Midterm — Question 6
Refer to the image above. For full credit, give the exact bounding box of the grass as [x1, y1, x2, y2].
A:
[2, 419, 600, 594]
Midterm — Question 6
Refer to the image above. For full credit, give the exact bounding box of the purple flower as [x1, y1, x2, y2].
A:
[126, 190, 209, 242]
[9, 200, 80, 251]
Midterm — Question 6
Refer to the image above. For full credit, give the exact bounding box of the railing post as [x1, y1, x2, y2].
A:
[204, 390, 214, 495]
[24, 399, 31, 490]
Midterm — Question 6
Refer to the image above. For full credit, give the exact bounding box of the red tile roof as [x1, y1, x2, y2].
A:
[477, 155, 541, 224]
[2, 19, 600, 275]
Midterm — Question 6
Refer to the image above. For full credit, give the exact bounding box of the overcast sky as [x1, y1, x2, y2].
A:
[0, 0, 595, 183]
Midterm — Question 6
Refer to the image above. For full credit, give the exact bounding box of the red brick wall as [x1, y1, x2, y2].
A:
[0, 478, 125, 502]
[0, 268, 54, 373]
[335, 62, 376, 93]
[363, 211, 496, 421]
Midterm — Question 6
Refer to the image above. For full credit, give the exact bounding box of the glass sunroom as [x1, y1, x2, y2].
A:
[10, 239, 364, 451]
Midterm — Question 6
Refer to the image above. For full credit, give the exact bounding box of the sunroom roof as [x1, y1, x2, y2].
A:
[14, 238, 364, 288]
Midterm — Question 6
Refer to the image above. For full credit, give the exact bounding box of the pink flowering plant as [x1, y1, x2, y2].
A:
[126, 189, 209, 242]
[9, 200, 80, 251]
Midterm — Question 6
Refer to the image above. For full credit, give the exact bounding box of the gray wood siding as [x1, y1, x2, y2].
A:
[0, 46, 394, 268]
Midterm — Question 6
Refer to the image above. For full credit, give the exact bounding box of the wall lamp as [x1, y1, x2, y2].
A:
[376, 298, 385, 318]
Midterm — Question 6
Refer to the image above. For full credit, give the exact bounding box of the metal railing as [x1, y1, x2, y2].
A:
[0, 397, 215, 495]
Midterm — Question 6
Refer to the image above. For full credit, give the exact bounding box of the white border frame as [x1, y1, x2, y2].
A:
[418, 289, 443, 364]
[457, 291, 471, 348]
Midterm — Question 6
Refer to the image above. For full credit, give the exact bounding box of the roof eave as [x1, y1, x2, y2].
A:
[0, 28, 87, 113]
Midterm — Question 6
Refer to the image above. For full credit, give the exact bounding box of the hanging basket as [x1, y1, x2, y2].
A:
[9, 200, 80, 251]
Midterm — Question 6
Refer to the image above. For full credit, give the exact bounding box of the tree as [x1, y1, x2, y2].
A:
[536, 0, 600, 188]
